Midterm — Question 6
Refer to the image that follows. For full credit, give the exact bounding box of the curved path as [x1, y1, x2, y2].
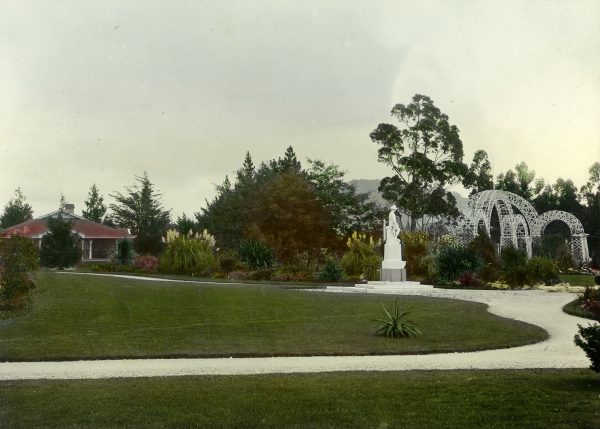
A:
[0, 274, 592, 380]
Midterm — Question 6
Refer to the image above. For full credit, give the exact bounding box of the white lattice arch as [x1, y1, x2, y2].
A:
[458, 190, 590, 264]
[535, 210, 589, 264]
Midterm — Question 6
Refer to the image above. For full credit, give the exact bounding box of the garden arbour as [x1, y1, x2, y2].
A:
[457, 190, 590, 265]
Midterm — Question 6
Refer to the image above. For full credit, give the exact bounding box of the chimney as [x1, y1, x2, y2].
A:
[64, 203, 75, 214]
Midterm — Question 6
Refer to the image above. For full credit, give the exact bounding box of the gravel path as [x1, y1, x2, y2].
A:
[0, 275, 593, 380]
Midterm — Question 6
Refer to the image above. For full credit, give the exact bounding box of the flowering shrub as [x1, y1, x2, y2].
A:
[340, 232, 381, 281]
[135, 255, 159, 272]
[159, 229, 217, 276]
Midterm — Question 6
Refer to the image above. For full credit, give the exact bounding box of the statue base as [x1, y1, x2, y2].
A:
[380, 268, 407, 282]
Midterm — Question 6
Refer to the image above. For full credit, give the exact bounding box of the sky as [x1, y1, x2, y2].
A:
[1, 0, 599, 219]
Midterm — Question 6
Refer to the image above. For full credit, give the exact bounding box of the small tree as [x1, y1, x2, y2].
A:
[40, 216, 82, 268]
[574, 323, 600, 374]
[82, 184, 107, 223]
[1, 188, 33, 229]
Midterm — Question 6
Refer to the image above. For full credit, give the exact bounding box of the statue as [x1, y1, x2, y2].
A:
[384, 205, 401, 244]
[381, 204, 406, 282]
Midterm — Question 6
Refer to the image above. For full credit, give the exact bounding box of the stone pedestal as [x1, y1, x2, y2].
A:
[381, 241, 406, 282]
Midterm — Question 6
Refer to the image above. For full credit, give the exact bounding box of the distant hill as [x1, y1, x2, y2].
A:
[350, 179, 469, 213]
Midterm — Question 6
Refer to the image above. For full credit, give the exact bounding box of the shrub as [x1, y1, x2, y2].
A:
[115, 239, 135, 265]
[340, 232, 381, 281]
[228, 271, 249, 281]
[248, 268, 276, 281]
[431, 244, 484, 283]
[135, 255, 158, 272]
[0, 235, 38, 309]
[574, 323, 600, 373]
[469, 232, 500, 282]
[273, 267, 314, 282]
[159, 229, 217, 276]
[458, 272, 486, 288]
[318, 258, 343, 282]
[400, 231, 429, 278]
[555, 241, 575, 271]
[525, 257, 559, 285]
[500, 246, 529, 287]
[595, 275, 600, 286]
[238, 240, 275, 269]
[40, 216, 82, 268]
[217, 252, 238, 273]
[375, 298, 420, 339]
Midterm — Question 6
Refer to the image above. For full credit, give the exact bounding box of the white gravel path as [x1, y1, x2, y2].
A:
[0, 275, 594, 380]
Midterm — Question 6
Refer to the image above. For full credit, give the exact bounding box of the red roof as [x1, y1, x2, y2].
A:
[2, 218, 134, 239]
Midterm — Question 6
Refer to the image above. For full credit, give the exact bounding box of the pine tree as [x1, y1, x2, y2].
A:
[0, 188, 33, 229]
[110, 172, 171, 255]
[82, 184, 107, 223]
[40, 215, 82, 268]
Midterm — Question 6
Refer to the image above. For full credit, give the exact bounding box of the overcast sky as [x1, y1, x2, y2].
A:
[1, 1, 599, 219]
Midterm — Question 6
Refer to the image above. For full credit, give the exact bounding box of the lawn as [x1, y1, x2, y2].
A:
[1, 370, 599, 428]
[560, 273, 597, 287]
[0, 272, 547, 361]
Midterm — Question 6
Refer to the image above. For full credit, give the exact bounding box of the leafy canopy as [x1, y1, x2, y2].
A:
[40, 215, 82, 268]
[370, 94, 468, 230]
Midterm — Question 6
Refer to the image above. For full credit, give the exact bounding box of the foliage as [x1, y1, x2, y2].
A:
[217, 251, 239, 273]
[340, 232, 381, 281]
[0, 235, 38, 308]
[40, 216, 82, 268]
[176, 213, 196, 235]
[555, 241, 575, 271]
[578, 287, 600, 319]
[468, 231, 499, 282]
[81, 184, 107, 223]
[375, 299, 420, 339]
[306, 159, 384, 237]
[238, 240, 275, 269]
[247, 171, 335, 264]
[596, 275, 600, 286]
[114, 239, 134, 265]
[533, 234, 566, 260]
[159, 229, 216, 276]
[400, 230, 429, 278]
[370, 94, 468, 230]
[574, 323, 600, 373]
[273, 266, 315, 282]
[110, 172, 171, 255]
[500, 246, 529, 287]
[0, 188, 33, 229]
[431, 244, 484, 283]
[496, 162, 544, 201]
[525, 257, 559, 284]
[318, 257, 344, 282]
[134, 255, 159, 272]
[248, 268, 277, 281]
[464, 150, 494, 195]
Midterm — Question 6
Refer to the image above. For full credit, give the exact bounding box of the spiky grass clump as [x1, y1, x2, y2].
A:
[375, 298, 421, 339]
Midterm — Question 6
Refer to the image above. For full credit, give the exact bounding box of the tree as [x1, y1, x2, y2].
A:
[464, 150, 494, 194]
[109, 172, 171, 255]
[82, 184, 107, 223]
[496, 162, 544, 201]
[40, 215, 82, 268]
[0, 188, 33, 229]
[247, 171, 335, 265]
[581, 162, 600, 267]
[370, 94, 468, 231]
[0, 235, 38, 308]
[306, 159, 384, 237]
[176, 213, 196, 235]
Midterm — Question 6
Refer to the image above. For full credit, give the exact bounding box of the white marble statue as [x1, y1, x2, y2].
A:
[385, 204, 401, 244]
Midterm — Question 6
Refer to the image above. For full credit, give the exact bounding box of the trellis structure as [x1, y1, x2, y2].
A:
[457, 190, 590, 265]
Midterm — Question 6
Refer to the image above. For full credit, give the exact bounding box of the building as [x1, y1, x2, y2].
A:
[1, 204, 135, 261]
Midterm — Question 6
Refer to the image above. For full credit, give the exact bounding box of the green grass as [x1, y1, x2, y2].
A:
[0, 272, 547, 361]
[1, 370, 599, 428]
[563, 299, 600, 321]
[560, 273, 597, 287]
